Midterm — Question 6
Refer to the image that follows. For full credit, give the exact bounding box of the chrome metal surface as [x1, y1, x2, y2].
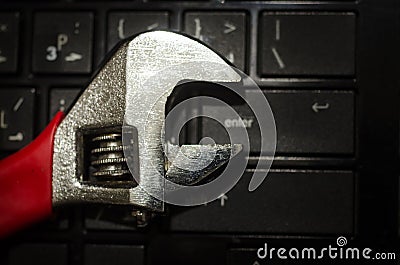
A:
[165, 144, 242, 186]
[124, 31, 241, 204]
[52, 31, 241, 211]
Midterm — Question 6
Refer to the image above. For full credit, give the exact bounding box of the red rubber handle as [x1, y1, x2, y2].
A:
[0, 112, 64, 238]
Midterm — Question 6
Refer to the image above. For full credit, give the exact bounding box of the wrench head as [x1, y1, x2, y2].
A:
[52, 31, 241, 211]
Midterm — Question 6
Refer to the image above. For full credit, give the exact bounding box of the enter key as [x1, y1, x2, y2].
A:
[257, 90, 355, 155]
[201, 90, 354, 155]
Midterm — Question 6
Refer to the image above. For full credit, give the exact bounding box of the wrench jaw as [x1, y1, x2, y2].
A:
[165, 144, 243, 186]
[52, 31, 242, 213]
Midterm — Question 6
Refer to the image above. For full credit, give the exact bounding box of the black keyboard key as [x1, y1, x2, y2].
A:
[32, 12, 93, 74]
[84, 245, 144, 265]
[184, 12, 246, 70]
[259, 12, 356, 76]
[266, 90, 354, 154]
[49, 88, 81, 120]
[201, 90, 354, 154]
[0, 13, 19, 73]
[0, 88, 35, 151]
[108, 12, 169, 51]
[170, 171, 354, 234]
[9, 244, 68, 265]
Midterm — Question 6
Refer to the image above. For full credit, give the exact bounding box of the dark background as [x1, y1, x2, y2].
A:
[0, 0, 399, 264]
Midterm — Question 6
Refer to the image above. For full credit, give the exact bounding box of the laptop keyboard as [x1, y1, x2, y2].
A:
[0, 0, 399, 264]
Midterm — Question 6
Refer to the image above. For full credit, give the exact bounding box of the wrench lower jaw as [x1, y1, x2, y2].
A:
[165, 143, 242, 186]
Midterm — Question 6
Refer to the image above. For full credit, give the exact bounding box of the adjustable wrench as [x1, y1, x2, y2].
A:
[0, 31, 242, 237]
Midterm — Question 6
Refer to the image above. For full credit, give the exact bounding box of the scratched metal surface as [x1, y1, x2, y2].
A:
[125, 31, 241, 203]
[52, 42, 139, 207]
[52, 31, 241, 211]
[165, 144, 242, 186]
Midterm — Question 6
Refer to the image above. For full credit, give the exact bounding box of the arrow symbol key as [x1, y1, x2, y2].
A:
[8, 132, 24, 142]
[65, 52, 83, 62]
[312, 102, 330, 113]
[223, 22, 236, 34]
[219, 194, 228, 207]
